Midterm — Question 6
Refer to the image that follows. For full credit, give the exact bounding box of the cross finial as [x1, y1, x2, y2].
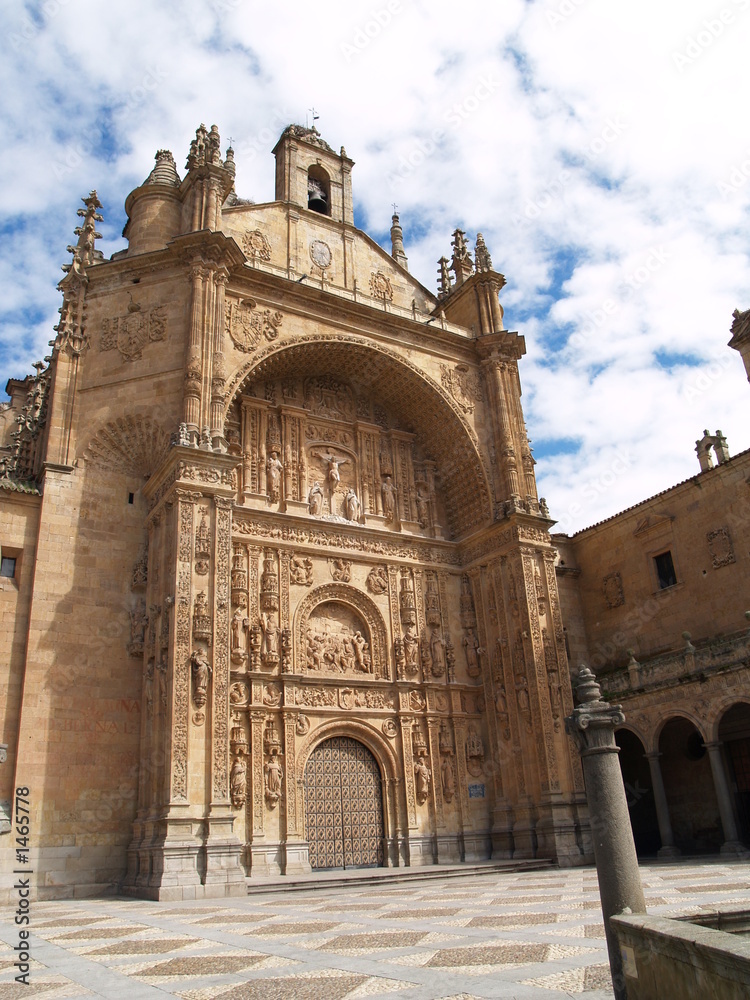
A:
[392, 203, 398, 215]
[227, 136, 235, 148]
[308, 107, 319, 129]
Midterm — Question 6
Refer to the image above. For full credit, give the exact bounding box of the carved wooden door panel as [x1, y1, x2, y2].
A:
[304, 736, 384, 870]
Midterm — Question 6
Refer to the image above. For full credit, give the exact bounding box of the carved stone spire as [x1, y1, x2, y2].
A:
[62, 191, 103, 275]
[390, 213, 409, 271]
[450, 229, 474, 287]
[474, 232, 493, 272]
[437, 256, 452, 299]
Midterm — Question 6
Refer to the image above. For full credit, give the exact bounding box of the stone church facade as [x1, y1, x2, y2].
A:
[1, 124, 590, 900]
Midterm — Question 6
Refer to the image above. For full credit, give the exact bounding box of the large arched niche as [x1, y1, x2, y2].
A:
[295, 583, 389, 679]
[223, 334, 493, 538]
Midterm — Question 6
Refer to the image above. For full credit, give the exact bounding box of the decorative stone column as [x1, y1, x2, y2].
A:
[704, 741, 749, 856]
[566, 665, 646, 1000]
[644, 752, 680, 859]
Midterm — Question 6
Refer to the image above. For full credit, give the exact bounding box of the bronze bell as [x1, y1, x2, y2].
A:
[308, 177, 328, 214]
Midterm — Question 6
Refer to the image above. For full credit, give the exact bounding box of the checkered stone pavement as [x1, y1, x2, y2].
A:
[2, 860, 749, 999]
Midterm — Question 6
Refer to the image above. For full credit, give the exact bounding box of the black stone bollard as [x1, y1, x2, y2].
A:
[565, 664, 646, 1000]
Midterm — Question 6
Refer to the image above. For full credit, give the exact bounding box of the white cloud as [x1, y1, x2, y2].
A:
[1, 0, 749, 530]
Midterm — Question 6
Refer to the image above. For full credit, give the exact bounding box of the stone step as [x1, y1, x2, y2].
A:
[246, 858, 554, 894]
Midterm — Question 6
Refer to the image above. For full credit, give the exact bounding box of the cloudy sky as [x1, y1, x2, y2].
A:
[2, 0, 749, 532]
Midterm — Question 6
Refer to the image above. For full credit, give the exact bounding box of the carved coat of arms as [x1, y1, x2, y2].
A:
[440, 364, 483, 413]
[100, 302, 167, 362]
[225, 297, 283, 352]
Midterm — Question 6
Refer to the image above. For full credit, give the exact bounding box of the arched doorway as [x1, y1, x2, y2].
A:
[615, 728, 660, 856]
[659, 716, 721, 853]
[718, 702, 750, 846]
[304, 736, 385, 870]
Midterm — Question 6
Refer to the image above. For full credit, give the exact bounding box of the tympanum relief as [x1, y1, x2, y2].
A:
[304, 602, 372, 676]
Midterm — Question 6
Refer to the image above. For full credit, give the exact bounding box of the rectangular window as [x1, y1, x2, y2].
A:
[0, 556, 17, 579]
[654, 551, 677, 590]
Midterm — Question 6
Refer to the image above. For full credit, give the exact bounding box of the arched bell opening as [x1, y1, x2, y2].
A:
[307, 164, 330, 215]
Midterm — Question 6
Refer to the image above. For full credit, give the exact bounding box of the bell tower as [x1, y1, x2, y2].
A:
[272, 124, 354, 225]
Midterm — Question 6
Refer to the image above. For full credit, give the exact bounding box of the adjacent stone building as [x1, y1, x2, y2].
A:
[1, 124, 588, 900]
[556, 422, 750, 860]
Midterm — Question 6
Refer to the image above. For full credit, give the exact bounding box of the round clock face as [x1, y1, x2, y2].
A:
[310, 240, 332, 270]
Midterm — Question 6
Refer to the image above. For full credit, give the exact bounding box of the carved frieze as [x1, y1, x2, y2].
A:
[100, 301, 167, 362]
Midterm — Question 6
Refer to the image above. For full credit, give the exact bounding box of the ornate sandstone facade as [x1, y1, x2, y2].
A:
[0, 124, 589, 899]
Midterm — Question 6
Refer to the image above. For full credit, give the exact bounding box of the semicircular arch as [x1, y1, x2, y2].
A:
[295, 719, 399, 786]
[224, 333, 493, 537]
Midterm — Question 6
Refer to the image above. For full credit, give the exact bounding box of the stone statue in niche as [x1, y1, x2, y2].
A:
[260, 612, 280, 663]
[466, 725, 485, 777]
[264, 750, 283, 807]
[266, 451, 283, 502]
[128, 600, 148, 656]
[403, 626, 420, 674]
[462, 630, 482, 677]
[415, 482, 430, 526]
[308, 481, 324, 516]
[430, 628, 446, 677]
[230, 753, 247, 808]
[157, 656, 167, 710]
[344, 487, 361, 522]
[144, 659, 154, 716]
[414, 754, 431, 804]
[231, 605, 249, 663]
[441, 756, 455, 803]
[381, 476, 397, 520]
[190, 648, 212, 708]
